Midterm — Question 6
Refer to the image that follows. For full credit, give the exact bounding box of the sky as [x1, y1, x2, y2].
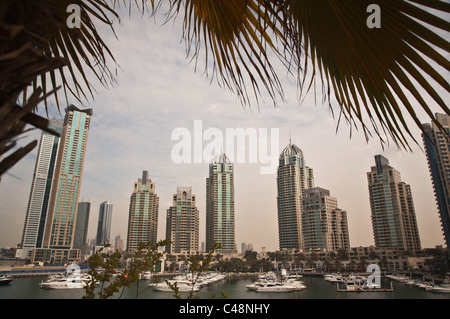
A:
[0, 7, 448, 252]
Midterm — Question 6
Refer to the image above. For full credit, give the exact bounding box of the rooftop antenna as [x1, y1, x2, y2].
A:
[289, 131, 292, 145]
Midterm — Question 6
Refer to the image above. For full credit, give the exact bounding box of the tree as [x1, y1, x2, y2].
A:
[1, 0, 449, 174]
[83, 240, 169, 299]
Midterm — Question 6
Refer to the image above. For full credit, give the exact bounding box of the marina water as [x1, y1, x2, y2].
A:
[1, 275, 450, 299]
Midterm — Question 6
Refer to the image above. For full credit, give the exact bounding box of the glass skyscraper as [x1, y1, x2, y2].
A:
[165, 187, 199, 253]
[422, 113, 450, 247]
[126, 171, 159, 252]
[43, 105, 93, 254]
[73, 201, 91, 249]
[367, 155, 421, 251]
[206, 153, 236, 253]
[96, 201, 113, 246]
[277, 141, 314, 251]
[18, 120, 63, 258]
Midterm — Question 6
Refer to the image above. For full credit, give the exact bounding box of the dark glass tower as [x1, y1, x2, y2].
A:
[422, 114, 450, 247]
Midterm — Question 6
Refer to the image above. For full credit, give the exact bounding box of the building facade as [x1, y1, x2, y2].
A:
[367, 155, 421, 251]
[165, 187, 199, 254]
[19, 120, 63, 258]
[206, 153, 236, 253]
[302, 187, 350, 252]
[126, 171, 159, 252]
[422, 113, 450, 247]
[42, 105, 93, 254]
[72, 201, 91, 249]
[277, 141, 314, 251]
[96, 201, 113, 246]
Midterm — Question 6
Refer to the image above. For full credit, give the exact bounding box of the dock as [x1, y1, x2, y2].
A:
[337, 282, 394, 292]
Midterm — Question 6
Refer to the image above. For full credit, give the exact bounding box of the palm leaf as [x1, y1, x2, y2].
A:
[167, 0, 287, 106]
[2, 0, 120, 110]
[278, 0, 450, 148]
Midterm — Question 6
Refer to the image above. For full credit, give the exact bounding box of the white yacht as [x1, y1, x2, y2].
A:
[139, 271, 152, 280]
[324, 274, 345, 283]
[39, 273, 92, 289]
[255, 282, 295, 292]
[284, 278, 307, 290]
[0, 275, 12, 285]
[246, 279, 275, 291]
[430, 284, 450, 293]
[172, 272, 225, 287]
[151, 279, 200, 292]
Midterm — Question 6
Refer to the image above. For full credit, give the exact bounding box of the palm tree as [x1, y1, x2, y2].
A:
[1, 0, 448, 174]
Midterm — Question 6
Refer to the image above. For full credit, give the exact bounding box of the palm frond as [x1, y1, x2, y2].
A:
[2, 0, 120, 111]
[167, 0, 288, 107]
[278, 0, 450, 148]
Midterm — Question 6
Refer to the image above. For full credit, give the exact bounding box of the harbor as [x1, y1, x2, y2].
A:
[1, 270, 450, 299]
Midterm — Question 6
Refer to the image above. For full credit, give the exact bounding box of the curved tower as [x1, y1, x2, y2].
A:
[277, 140, 314, 251]
[206, 153, 236, 253]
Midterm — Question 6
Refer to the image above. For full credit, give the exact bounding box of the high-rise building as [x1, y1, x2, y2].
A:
[165, 187, 199, 253]
[73, 201, 91, 249]
[96, 201, 113, 246]
[114, 235, 124, 252]
[206, 153, 236, 253]
[367, 155, 421, 251]
[126, 171, 159, 252]
[42, 105, 93, 255]
[303, 187, 350, 252]
[22, 120, 64, 248]
[422, 113, 450, 247]
[17, 120, 63, 258]
[277, 141, 314, 251]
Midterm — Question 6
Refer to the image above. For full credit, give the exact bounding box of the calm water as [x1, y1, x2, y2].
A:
[1, 276, 449, 299]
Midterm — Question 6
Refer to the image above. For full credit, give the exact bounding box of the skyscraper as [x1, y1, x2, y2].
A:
[126, 171, 159, 252]
[165, 187, 199, 253]
[18, 120, 63, 258]
[73, 201, 91, 249]
[367, 155, 421, 251]
[96, 201, 113, 246]
[303, 187, 350, 252]
[43, 105, 93, 255]
[206, 153, 236, 253]
[422, 113, 450, 247]
[277, 141, 314, 251]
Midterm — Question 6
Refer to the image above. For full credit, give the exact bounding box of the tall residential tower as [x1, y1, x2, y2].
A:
[367, 155, 421, 251]
[43, 105, 93, 255]
[206, 153, 236, 253]
[126, 171, 159, 252]
[277, 141, 314, 251]
[17, 120, 63, 258]
[422, 113, 450, 247]
[303, 187, 350, 252]
[165, 187, 199, 253]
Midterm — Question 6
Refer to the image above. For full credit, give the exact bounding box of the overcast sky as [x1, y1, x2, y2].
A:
[0, 8, 448, 252]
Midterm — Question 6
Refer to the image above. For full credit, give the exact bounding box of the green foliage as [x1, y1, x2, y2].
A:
[167, 242, 222, 299]
[82, 240, 225, 299]
[83, 240, 169, 299]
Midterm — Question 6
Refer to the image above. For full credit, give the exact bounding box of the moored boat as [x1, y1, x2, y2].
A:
[255, 282, 295, 292]
[430, 284, 450, 293]
[151, 280, 200, 292]
[39, 273, 92, 289]
[0, 275, 13, 285]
